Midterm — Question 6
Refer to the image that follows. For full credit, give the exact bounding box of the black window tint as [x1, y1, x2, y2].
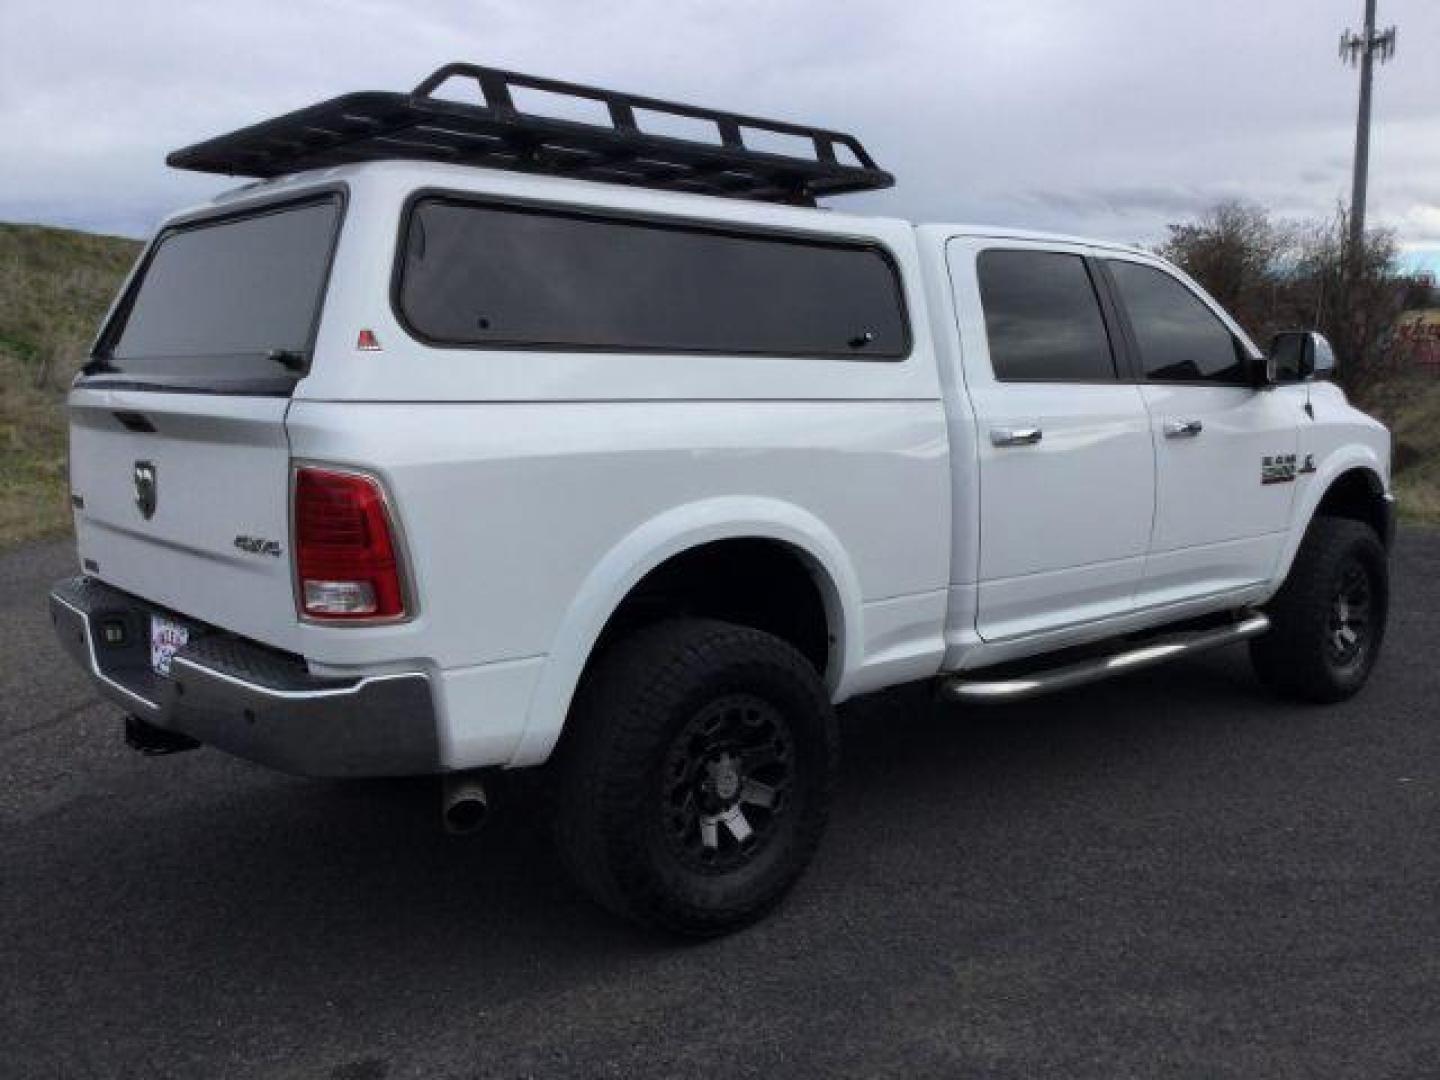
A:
[397, 200, 907, 357]
[1107, 260, 1248, 384]
[112, 199, 339, 362]
[977, 250, 1116, 381]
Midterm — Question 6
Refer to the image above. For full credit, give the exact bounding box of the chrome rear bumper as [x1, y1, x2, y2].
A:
[49, 576, 440, 777]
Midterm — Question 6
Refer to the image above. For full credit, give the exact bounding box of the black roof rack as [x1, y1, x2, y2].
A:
[166, 63, 895, 206]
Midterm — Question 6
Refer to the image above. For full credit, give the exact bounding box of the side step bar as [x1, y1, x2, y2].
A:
[939, 614, 1270, 704]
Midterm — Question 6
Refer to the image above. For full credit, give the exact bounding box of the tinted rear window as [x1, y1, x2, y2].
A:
[977, 250, 1116, 382]
[94, 197, 341, 391]
[396, 199, 908, 358]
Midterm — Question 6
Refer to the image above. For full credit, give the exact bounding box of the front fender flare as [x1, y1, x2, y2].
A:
[1269, 447, 1388, 596]
[506, 497, 865, 767]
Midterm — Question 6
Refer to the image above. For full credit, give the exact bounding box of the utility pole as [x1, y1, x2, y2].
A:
[1339, 0, 1397, 270]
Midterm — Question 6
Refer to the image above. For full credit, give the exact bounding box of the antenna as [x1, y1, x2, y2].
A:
[1338, 26, 1396, 65]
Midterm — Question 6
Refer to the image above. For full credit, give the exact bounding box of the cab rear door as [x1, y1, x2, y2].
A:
[948, 238, 1155, 642]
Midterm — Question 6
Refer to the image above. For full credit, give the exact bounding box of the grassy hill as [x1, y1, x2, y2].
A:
[0, 222, 141, 545]
[0, 220, 1435, 550]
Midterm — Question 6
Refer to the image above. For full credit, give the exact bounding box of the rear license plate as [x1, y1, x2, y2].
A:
[150, 615, 190, 676]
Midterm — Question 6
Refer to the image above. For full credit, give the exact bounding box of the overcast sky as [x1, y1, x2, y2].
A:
[1, 0, 1436, 271]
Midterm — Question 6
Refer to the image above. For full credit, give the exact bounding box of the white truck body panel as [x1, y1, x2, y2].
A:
[286, 397, 951, 767]
[1137, 379, 1300, 603]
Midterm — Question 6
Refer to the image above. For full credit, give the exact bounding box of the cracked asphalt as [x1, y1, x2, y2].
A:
[3, 531, 1438, 1079]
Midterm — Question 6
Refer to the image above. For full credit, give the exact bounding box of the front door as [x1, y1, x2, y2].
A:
[1102, 257, 1301, 606]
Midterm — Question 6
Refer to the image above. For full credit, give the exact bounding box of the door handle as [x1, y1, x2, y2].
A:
[990, 426, 1043, 447]
[1163, 419, 1204, 438]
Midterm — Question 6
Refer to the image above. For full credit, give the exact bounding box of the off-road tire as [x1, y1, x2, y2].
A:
[553, 618, 837, 937]
[1250, 516, 1388, 703]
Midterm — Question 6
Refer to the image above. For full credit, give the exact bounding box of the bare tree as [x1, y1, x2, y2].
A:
[1159, 200, 1289, 335]
[1294, 208, 1406, 395]
[1160, 201, 1409, 396]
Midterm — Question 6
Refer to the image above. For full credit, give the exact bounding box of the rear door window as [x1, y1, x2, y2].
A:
[976, 249, 1117, 381]
[395, 198, 909, 358]
[90, 196, 342, 393]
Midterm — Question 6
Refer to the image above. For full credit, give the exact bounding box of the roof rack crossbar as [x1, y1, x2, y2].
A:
[166, 63, 894, 205]
[412, 62, 882, 171]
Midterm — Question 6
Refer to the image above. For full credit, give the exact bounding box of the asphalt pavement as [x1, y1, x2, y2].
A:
[3, 532, 1438, 1079]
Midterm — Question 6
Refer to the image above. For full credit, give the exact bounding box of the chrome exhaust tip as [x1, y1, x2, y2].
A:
[441, 774, 490, 834]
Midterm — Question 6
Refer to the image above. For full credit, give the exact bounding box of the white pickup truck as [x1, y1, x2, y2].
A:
[51, 65, 1393, 935]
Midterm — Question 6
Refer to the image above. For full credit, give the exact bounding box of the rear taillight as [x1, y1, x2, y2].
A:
[293, 467, 407, 621]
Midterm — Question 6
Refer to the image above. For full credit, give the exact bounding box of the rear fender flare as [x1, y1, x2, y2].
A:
[506, 497, 864, 767]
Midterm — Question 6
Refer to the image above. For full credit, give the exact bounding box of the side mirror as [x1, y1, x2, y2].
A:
[1266, 330, 1337, 384]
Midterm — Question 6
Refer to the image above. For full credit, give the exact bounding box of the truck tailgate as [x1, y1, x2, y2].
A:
[68, 388, 300, 654]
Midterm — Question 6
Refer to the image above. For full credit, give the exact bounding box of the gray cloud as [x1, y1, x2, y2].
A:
[1014, 186, 1238, 221]
[1, 0, 1435, 269]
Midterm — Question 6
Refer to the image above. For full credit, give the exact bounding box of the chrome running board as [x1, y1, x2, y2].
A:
[939, 614, 1270, 704]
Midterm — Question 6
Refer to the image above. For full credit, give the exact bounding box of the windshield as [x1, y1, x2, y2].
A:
[92, 195, 341, 392]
